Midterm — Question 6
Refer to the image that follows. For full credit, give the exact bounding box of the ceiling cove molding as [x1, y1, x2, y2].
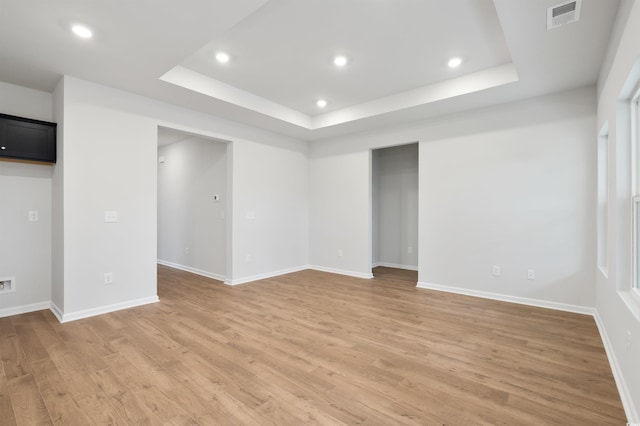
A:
[161, 62, 518, 130]
[160, 65, 312, 129]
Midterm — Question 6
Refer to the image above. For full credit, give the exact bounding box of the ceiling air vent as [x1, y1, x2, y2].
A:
[547, 0, 582, 30]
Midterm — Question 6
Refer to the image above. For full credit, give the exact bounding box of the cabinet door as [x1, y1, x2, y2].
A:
[0, 117, 56, 163]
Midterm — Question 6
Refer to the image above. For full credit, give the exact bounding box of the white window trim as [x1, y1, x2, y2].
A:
[631, 86, 640, 310]
[597, 123, 609, 277]
[633, 196, 640, 289]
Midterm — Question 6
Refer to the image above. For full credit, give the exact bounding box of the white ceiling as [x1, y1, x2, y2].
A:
[0, 0, 620, 141]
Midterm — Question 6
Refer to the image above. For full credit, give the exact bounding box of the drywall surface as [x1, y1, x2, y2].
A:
[418, 105, 595, 307]
[51, 78, 64, 313]
[157, 136, 227, 279]
[372, 144, 418, 269]
[310, 86, 596, 308]
[309, 150, 372, 277]
[230, 134, 308, 282]
[596, 0, 640, 419]
[0, 82, 53, 316]
[54, 76, 308, 318]
[0, 81, 52, 121]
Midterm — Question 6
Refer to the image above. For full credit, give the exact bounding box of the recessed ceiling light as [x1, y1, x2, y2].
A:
[448, 57, 463, 68]
[333, 55, 348, 67]
[316, 99, 328, 108]
[215, 52, 230, 64]
[71, 24, 93, 39]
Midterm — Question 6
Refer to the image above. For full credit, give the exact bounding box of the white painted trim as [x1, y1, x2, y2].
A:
[308, 265, 374, 280]
[58, 296, 160, 323]
[598, 265, 609, 279]
[225, 265, 309, 286]
[374, 262, 418, 271]
[0, 301, 50, 318]
[157, 259, 226, 282]
[49, 302, 63, 322]
[416, 281, 595, 315]
[593, 311, 639, 423]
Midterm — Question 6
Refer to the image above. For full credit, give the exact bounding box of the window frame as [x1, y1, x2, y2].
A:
[597, 124, 609, 277]
[631, 84, 640, 299]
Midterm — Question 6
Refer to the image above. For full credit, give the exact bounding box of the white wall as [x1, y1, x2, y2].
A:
[51, 78, 65, 312]
[0, 82, 53, 317]
[157, 136, 227, 280]
[372, 144, 419, 270]
[309, 150, 372, 278]
[0, 81, 52, 121]
[310, 86, 596, 309]
[51, 76, 308, 319]
[230, 135, 308, 283]
[595, 0, 640, 420]
[418, 104, 595, 308]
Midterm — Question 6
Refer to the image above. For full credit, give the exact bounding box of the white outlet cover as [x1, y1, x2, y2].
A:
[104, 211, 118, 223]
[28, 210, 39, 222]
[0, 276, 16, 294]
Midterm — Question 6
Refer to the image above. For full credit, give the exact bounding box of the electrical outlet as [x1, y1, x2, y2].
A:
[28, 210, 39, 222]
[104, 272, 113, 285]
[246, 254, 252, 262]
[0, 277, 15, 294]
[527, 269, 535, 280]
[185, 247, 189, 254]
[338, 249, 343, 257]
[492, 265, 501, 277]
[104, 211, 118, 223]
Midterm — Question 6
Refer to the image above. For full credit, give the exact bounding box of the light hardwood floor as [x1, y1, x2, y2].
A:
[0, 265, 626, 425]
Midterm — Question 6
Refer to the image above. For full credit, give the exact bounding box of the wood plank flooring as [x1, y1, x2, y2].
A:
[0, 265, 626, 425]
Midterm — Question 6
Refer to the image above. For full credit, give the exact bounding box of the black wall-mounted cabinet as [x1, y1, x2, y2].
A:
[0, 113, 57, 164]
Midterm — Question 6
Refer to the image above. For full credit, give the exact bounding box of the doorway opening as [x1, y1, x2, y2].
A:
[157, 126, 231, 282]
[371, 143, 419, 281]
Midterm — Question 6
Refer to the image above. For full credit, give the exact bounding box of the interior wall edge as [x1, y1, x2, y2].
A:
[157, 260, 226, 283]
[594, 311, 639, 422]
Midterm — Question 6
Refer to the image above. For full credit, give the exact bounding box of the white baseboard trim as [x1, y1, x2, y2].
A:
[57, 296, 160, 323]
[49, 301, 63, 322]
[593, 311, 639, 423]
[157, 259, 225, 282]
[225, 265, 309, 286]
[0, 301, 51, 319]
[308, 265, 374, 280]
[374, 262, 418, 271]
[416, 281, 595, 316]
